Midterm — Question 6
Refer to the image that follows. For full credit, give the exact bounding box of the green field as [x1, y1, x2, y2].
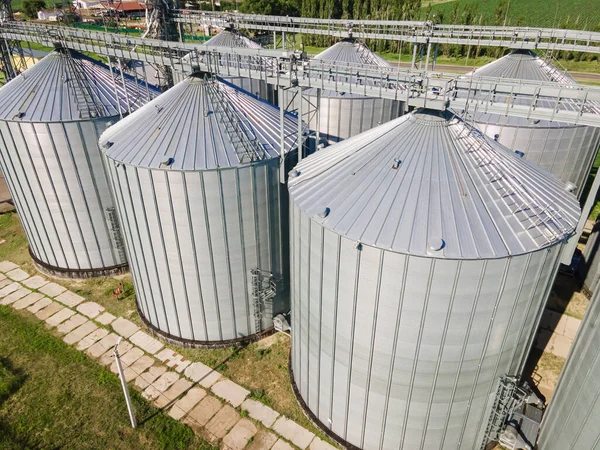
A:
[421, 0, 600, 29]
[0, 304, 213, 449]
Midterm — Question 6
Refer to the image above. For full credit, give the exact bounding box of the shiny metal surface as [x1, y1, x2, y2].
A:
[288, 109, 579, 449]
[195, 29, 276, 104]
[538, 287, 600, 450]
[469, 50, 600, 196]
[0, 49, 159, 272]
[102, 75, 302, 342]
[301, 39, 404, 145]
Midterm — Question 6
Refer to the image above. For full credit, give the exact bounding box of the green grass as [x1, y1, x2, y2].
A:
[0, 304, 215, 450]
[421, 0, 600, 30]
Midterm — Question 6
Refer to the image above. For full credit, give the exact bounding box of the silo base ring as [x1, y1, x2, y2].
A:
[288, 355, 361, 450]
[135, 303, 276, 350]
[29, 249, 128, 279]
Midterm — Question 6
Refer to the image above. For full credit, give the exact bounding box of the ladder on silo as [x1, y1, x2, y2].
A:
[62, 51, 105, 120]
[204, 76, 267, 163]
[105, 207, 127, 263]
[480, 375, 526, 450]
[250, 268, 276, 333]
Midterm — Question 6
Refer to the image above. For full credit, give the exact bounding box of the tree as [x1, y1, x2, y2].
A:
[239, 0, 300, 16]
[23, 0, 46, 19]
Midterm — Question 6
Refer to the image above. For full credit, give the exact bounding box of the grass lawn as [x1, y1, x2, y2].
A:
[0, 210, 331, 443]
[0, 304, 214, 450]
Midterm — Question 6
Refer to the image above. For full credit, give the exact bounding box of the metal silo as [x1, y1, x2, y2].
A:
[101, 74, 303, 345]
[178, 28, 276, 104]
[302, 38, 404, 146]
[0, 46, 159, 277]
[288, 109, 580, 450]
[468, 50, 600, 197]
[537, 285, 600, 450]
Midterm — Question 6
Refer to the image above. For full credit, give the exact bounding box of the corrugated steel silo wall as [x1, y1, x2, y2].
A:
[0, 118, 127, 271]
[475, 122, 600, 197]
[283, 90, 404, 146]
[106, 159, 287, 342]
[290, 202, 563, 450]
[172, 70, 277, 105]
[538, 288, 600, 450]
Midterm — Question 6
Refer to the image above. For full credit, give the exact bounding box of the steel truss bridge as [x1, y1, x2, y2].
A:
[1, 14, 600, 263]
[2, 21, 600, 129]
[172, 10, 600, 54]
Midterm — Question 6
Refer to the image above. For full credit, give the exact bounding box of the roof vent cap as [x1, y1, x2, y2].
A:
[565, 182, 577, 193]
[317, 207, 330, 219]
[428, 237, 445, 252]
[159, 157, 175, 169]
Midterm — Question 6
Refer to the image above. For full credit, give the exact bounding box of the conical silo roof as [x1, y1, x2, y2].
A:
[101, 75, 302, 170]
[205, 28, 263, 49]
[0, 47, 159, 122]
[313, 38, 390, 67]
[466, 50, 578, 127]
[288, 109, 580, 259]
[306, 39, 390, 99]
[470, 49, 574, 83]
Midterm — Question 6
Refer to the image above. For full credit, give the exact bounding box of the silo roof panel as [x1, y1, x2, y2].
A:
[205, 29, 263, 49]
[288, 109, 580, 259]
[466, 50, 585, 128]
[101, 75, 302, 170]
[313, 39, 390, 67]
[0, 48, 160, 122]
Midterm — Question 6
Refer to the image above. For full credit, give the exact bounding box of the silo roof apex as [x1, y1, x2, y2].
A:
[288, 108, 580, 259]
[0, 48, 160, 122]
[101, 76, 303, 170]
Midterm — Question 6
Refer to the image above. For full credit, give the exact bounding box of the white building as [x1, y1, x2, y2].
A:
[37, 9, 63, 20]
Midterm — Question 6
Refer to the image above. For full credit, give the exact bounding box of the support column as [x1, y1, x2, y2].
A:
[424, 41, 432, 72]
[432, 43, 439, 71]
[273, 31, 277, 50]
[560, 173, 600, 265]
[411, 42, 418, 70]
[297, 86, 303, 162]
[279, 87, 286, 184]
[315, 87, 321, 150]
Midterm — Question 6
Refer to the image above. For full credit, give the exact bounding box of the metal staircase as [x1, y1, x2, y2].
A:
[249, 268, 276, 333]
[204, 76, 268, 163]
[105, 207, 127, 263]
[62, 49, 106, 120]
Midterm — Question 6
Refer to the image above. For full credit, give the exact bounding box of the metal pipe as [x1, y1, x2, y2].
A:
[297, 86, 303, 162]
[279, 87, 285, 183]
[114, 337, 137, 428]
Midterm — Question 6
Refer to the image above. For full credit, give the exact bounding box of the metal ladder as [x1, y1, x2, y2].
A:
[250, 268, 276, 333]
[480, 375, 523, 449]
[105, 207, 127, 263]
[62, 50, 105, 120]
[204, 76, 267, 163]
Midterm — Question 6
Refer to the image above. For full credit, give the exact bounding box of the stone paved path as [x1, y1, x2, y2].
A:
[0, 261, 338, 450]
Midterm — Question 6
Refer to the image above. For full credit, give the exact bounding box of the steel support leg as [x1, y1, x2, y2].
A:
[411, 43, 418, 70]
[315, 87, 321, 150]
[425, 42, 432, 72]
[279, 88, 286, 183]
[297, 86, 303, 162]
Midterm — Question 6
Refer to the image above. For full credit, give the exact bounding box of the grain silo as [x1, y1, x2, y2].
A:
[288, 109, 580, 450]
[301, 38, 404, 146]
[0, 46, 159, 277]
[468, 50, 600, 198]
[179, 27, 276, 104]
[101, 74, 303, 345]
[537, 286, 600, 450]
